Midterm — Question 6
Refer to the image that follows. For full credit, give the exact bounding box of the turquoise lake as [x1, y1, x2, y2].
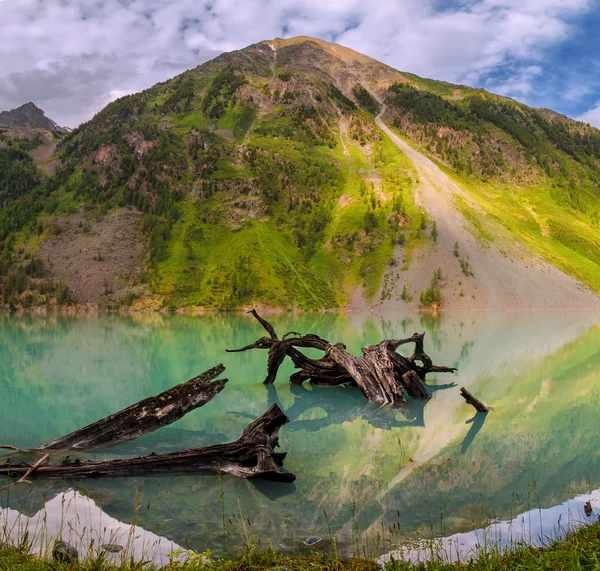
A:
[1, 311, 600, 560]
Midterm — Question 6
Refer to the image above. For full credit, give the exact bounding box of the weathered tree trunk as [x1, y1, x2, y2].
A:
[38, 365, 228, 451]
[0, 404, 295, 483]
[226, 312, 352, 386]
[228, 310, 456, 406]
[460, 387, 492, 413]
[326, 340, 407, 405]
[400, 371, 430, 399]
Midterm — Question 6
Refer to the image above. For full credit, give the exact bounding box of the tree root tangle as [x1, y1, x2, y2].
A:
[228, 310, 456, 406]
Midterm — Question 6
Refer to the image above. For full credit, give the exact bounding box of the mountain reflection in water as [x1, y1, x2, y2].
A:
[0, 490, 184, 566]
[1, 311, 600, 558]
[379, 490, 600, 565]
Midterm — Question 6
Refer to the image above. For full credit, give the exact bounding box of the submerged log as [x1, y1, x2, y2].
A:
[38, 365, 228, 451]
[460, 387, 492, 413]
[0, 404, 295, 483]
[228, 310, 456, 406]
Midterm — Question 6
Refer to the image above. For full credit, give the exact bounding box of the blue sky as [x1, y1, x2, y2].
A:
[479, 5, 600, 124]
[0, 0, 598, 128]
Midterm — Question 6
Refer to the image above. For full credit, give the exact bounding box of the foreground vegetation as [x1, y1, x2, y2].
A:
[2, 517, 600, 570]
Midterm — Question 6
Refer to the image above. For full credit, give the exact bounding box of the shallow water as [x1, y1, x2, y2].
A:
[1, 311, 600, 560]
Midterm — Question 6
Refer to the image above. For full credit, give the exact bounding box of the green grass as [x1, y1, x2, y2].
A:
[442, 168, 600, 291]
[400, 73, 478, 101]
[453, 196, 495, 246]
[0, 544, 377, 571]
[154, 201, 339, 309]
[319, 127, 423, 301]
[3, 518, 600, 570]
[150, 115, 425, 309]
[168, 112, 211, 133]
[385, 519, 600, 570]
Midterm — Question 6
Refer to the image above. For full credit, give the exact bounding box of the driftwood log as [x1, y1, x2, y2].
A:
[227, 310, 456, 406]
[0, 404, 295, 483]
[460, 387, 492, 413]
[38, 365, 229, 451]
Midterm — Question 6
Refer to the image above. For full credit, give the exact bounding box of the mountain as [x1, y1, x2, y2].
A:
[0, 102, 67, 132]
[1, 36, 600, 311]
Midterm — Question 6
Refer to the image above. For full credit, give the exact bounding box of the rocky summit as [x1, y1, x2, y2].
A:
[0, 102, 67, 132]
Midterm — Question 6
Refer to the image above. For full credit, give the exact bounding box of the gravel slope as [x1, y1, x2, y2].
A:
[373, 113, 600, 311]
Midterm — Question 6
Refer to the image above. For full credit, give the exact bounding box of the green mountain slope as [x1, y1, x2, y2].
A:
[0, 128, 74, 309]
[379, 82, 600, 297]
[1, 36, 600, 310]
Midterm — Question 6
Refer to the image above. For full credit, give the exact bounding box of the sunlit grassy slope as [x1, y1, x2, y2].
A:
[399, 137, 600, 293]
[382, 76, 600, 295]
[152, 126, 422, 309]
[450, 172, 600, 291]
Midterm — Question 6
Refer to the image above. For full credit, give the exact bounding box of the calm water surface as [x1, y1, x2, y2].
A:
[1, 311, 600, 560]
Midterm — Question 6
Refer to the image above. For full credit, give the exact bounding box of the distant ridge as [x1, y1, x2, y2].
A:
[0, 102, 68, 132]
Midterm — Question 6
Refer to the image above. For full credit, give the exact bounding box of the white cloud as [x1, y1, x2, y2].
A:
[577, 102, 600, 128]
[562, 84, 594, 102]
[0, 0, 594, 126]
[337, 0, 591, 97]
[485, 65, 543, 101]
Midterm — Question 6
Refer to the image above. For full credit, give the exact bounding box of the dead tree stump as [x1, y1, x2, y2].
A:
[401, 371, 431, 399]
[228, 310, 456, 406]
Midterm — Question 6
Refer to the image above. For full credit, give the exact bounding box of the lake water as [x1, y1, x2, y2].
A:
[1, 311, 600, 563]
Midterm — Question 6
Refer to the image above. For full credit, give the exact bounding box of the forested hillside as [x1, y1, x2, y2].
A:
[384, 82, 600, 213]
[0, 130, 75, 309]
[1, 36, 600, 310]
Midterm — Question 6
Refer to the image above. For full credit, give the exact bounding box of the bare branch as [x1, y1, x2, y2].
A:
[247, 309, 278, 340]
[282, 331, 302, 339]
[0, 453, 50, 492]
[226, 337, 274, 352]
[460, 387, 492, 413]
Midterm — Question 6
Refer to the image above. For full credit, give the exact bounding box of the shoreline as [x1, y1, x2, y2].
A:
[2, 517, 600, 570]
[3, 304, 600, 316]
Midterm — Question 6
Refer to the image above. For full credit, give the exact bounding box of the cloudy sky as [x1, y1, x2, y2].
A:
[0, 0, 599, 128]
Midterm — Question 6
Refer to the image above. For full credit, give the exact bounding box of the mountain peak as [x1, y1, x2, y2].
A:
[267, 36, 378, 64]
[0, 102, 67, 132]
